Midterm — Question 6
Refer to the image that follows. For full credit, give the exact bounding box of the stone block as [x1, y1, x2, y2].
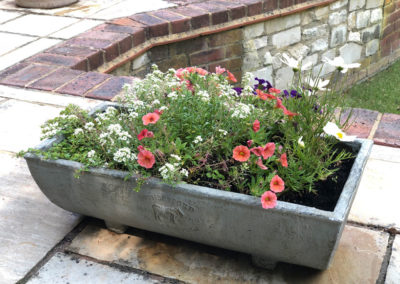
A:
[366, 0, 383, 8]
[315, 6, 330, 20]
[67, 223, 388, 283]
[131, 52, 150, 70]
[302, 24, 328, 41]
[251, 66, 273, 83]
[288, 43, 310, 59]
[275, 66, 294, 89]
[330, 25, 347, 47]
[356, 10, 371, 29]
[303, 53, 318, 68]
[312, 38, 329, 52]
[329, 10, 348, 26]
[243, 51, 260, 70]
[244, 22, 264, 40]
[348, 31, 361, 42]
[264, 51, 273, 65]
[301, 11, 314, 25]
[349, 0, 366, 11]
[271, 27, 301, 48]
[361, 24, 381, 43]
[340, 43, 363, 63]
[265, 14, 300, 34]
[348, 12, 357, 29]
[314, 49, 336, 76]
[330, 0, 348, 10]
[371, 8, 383, 24]
[366, 39, 380, 56]
[253, 36, 268, 50]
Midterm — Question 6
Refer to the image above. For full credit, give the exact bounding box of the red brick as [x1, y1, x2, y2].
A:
[212, 1, 246, 20]
[280, 0, 295, 9]
[0, 63, 29, 80]
[382, 24, 394, 38]
[150, 10, 190, 34]
[111, 17, 145, 28]
[80, 30, 133, 56]
[209, 29, 242, 47]
[374, 113, 400, 148]
[192, 2, 229, 25]
[57, 72, 111, 96]
[173, 6, 210, 29]
[27, 53, 87, 70]
[149, 45, 169, 61]
[190, 48, 225, 65]
[94, 23, 138, 35]
[263, 0, 278, 12]
[389, 9, 400, 23]
[0, 64, 57, 87]
[66, 37, 119, 62]
[225, 43, 243, 57]
[85, 76, 133, 100]
[173, 36, 208, 55]
[209, 58, 243, 71]
[46, 45, 104, 70]
[238, 0, 263, 16]
[130, 13, 169, 38]
[28, 68, 83, 91]
[339, 108, 380, 139]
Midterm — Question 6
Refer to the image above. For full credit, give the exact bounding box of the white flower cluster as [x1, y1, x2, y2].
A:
[219, 83, 238, 98]
[218, 129, 228, 136]
[87, 150, 96, 163]
[84, 122, 95, 131]
[197, 90, 210, 102]
[95, 107, 118, 125]
[99, 124, 132, 145]
[167, 91, 178, 100]
[193, 136, 203, 144]
[74, 128, 84, 136]
[159, 154, 188, 180]
[113, 147, 137, 164]
[231, 103, 254, 118]
[42, 122, 60, 138]
[241, 73, 255, 96]
[59, 114, 78, 120]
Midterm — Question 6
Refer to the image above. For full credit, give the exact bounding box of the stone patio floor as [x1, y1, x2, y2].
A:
[1, 1, 400, 283]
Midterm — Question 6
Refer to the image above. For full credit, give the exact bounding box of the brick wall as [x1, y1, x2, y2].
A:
[381, 0, 400, 57]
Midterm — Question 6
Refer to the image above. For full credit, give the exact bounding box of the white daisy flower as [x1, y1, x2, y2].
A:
[279, 53, 312, 72]
[323, 122, 356, 142]
[322, 56, 361, 74]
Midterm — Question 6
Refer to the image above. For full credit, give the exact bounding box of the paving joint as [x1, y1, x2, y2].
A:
[377, 234, 396, 284]
[347, 220, 400, 235]
[368, 113, 383, 140]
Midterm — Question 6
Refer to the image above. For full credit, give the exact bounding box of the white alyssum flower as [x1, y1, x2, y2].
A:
[87, 150, 96, 158]
[193, 136, 203, 144]
[197, 90, 210, 102]
[231, 103, 254, 119]
[322, 56, 361, 73]
[151, 99, 160, 106]
[308, 77, 330, 91]
[84, 122, 95, 131]
[323, 122, 356, 142]
[42, 122, 60, 138]
[167, 91, 178, 99]
[180, 168, 189, 177]
[59, 114, 78, 120]
[170, 154, 181, 161]
[74, 128, 84, 136]
[218, 129, 228, 135]
[113, 147, 137, 163]
[159, 162, 180, 179]
[280, 53, 312, 72]
[298, 136, 305, 148]
[159, 106, 168, 112]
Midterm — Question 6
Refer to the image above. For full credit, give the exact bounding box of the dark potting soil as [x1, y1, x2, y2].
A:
[278, 156, 355, 211]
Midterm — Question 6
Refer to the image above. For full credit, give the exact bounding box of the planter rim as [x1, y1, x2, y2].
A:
[25, 103, 373, 223]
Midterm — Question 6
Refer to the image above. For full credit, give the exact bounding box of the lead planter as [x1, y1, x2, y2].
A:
[24, 107, 372, 270]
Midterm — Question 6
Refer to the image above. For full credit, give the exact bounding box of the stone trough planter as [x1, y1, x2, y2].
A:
[15, 0, 78, 9]
[24, 104, 373, 270]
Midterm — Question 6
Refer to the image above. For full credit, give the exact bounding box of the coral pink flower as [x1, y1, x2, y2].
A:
[261, 191, 277, 209]
[262, 143, 275, 160]
[137, 145, 144, 152]
[256, 89, 276, 100]
[154, 109, 163, 115]
[256, 158, 268, 170]
[269, 88, 281, 94]
[233, 145, 250, 162]
[274, 98, 286, 110]
[283, 108, 298, 119]
[247, 140, 253, 147]
[270, 175, 285, 193]
[137, 129, 154, 141]
[227, 70, 237, 83]
[280, 153, 288, 168]
[215, 66, 226, 74]
[138, 150, 155, 169]
[196, 67, 208, 76]
[253, 119, 260, 132]
[250, 146, 263, 157]
[142, 112, 160, 125]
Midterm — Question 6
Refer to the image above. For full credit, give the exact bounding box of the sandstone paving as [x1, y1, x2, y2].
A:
[0, 99, 63, 153]
[0, 152, 82, 284]
[26, 252, 160, 284]
[49, 19, 103, 39]
[67, 223, 388, 283]
[0, 10, 21, 24]
[0, 38, 61, 70]
[385, 236, 400, 284]
[0, 14, 80, 37]
[349, 147, 400, 230]
[0, 32, 36, 56]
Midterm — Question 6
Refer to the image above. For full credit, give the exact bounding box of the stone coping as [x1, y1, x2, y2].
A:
[0, 0, 399, 148]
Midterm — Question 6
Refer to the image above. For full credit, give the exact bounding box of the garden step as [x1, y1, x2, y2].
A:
[373, 113, 400, 148]
[66, 223, 388, 283]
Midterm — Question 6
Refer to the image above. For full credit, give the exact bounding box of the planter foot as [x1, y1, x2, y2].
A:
[251, 255, 277, 270]
[104, 220, 128, 234]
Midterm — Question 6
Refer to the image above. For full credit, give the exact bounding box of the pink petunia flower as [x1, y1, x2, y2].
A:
[196, 67, 208, 76]
[137, 145, 144, 152]
[256, 89, 276, 100]
[262, 143, 275, 160]
[261, 191, 277, 209]
[250, 146, 263, 157]
[256, 158, 268, 170]
[283, 108, 298, 119]
[215, 66, 226, 74]
[142, 112, 160, 125]
[280, 153, 288, 167]
[270, 175, 285, 193]
[154, 109, 163, 115]
[253, 120, 260, 132]
[137, 150, 155, 169]
[137, 129, 154, 141]
[227, 70, 237, 83]
[269, 88, 281, 94]
[247, 140, 253, 147]
[233, 145, 250, 162]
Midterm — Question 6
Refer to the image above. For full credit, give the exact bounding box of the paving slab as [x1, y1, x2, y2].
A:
[0, 10, 22, 24]
[49, 19, 103, 39]
[26, 252, 160, 284]
[385, 236, 400, 284]
[0, 99, 63, 153]
[0, 152, 82, 284]
[0, 32, 36, 56]
[0, 14, 80, 37]
[369, 144, 400, 163]
[67, 223, 387, 283]
[0, 85, 101, 109]
[374, 113, 400, 148]
[0, 38, 61, 70]
[349, 153, 400, 230]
